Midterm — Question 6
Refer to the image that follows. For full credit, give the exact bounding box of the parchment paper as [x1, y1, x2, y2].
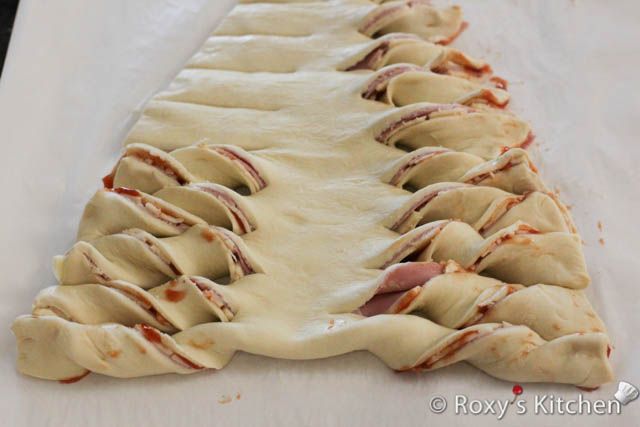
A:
[0, 1, 638, 425]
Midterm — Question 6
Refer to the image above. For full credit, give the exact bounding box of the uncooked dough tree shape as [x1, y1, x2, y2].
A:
[12, 0, 613, 388]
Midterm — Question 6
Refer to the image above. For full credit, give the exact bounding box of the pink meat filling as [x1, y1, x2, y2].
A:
[389, 149, 449, 186]
[346, 41, 390, 71]
[358, 262, 443, 316]
[192, 184, 253, 234]
[213, 147, 267, 190]
[376, 105, 471, 144]
[390, 183, 465, 231]
[362, 64, 423, 100]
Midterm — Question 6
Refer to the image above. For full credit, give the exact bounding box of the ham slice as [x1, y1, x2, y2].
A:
[358, 262, 443, 316]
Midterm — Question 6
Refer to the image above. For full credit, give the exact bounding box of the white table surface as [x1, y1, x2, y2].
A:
[1, 1, 639, 425]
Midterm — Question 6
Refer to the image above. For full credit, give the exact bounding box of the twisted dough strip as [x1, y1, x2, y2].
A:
[187, 31, 496, 79]
[359, 1, 465, 45]
[373, 103, 532, 160]
[362, 64, 509, 108]
[356, 261, 605, 340]
[81, 187, 249, 240]
[386, 182, 575, 235]
[151, 65, 501, 115]
[344, 33, 493, 78]
[77, 187, 205, 242]
[104, 142, 267, 195]
[11, 314, 612, 387]
[221, 1, 464, 44]
[78, 184, 256, 240]
[384, 147, 544, 194]
[32, 276, 236, 333]
[154, 183, 256, 235]
[55, 225, 263, 289]
[372, 221, 589, 288]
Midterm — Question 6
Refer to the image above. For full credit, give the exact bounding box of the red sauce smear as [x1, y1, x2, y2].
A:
[102, 173, 115, 189]
[174, 354, 204, 370]
[416, 330, 480, 370]
[201, 228, 215, 242]
[490, 76, 508, 90]
[136, 324, 204, 370]
[109, 187, 141, 197]
[59, 370, 91, 384]
[433, 62, 492, 80]
[392, 287, 422, 313]
[479, 88, 509, 109]
[138, 324, 162, 343]
[519, 131, 536, 150]
[465, 63, 492, 77]
[165, 288, 186, 302]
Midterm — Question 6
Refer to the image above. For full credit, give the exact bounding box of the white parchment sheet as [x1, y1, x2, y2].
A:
[0, 1, 638, 426]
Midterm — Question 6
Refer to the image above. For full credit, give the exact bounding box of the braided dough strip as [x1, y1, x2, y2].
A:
[105, 143, 267, 195]
[78, 185, 256, 241]
[155, 65, 505, 112]
[125, 92, 528, 156]
[373, 221, 589, 288]
[357, 261, 605, 340]
[344, 34, 493, 78]
[384, 147, 544, 194]
[362, 64, 509, 107]
[374, 103, 532, 159]
[55, 225, 262, 289]
[358, 1, 464, 44]
[153, 184, 256, 235]
[387, 182, 575, 235]
[32, 276, 236, 333]
[189, 32, 493, 78]
[220, 1, 464, 44]
[77, 188, 205, 242]
[11, 315, 612, 388]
